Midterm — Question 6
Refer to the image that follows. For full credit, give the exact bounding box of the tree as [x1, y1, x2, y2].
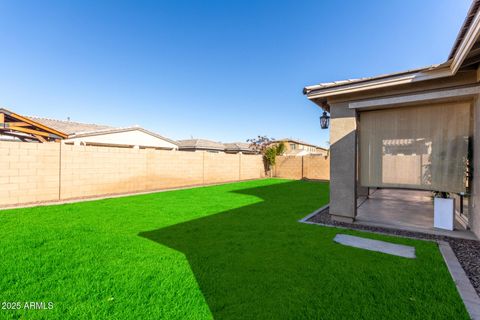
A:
[247, 135, 275, 154]
[247, 136, 285, 174]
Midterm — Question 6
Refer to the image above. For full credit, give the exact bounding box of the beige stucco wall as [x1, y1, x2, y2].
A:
[274, 155, 329, 180]
[471, 96, 480, 237]
[328, 102, 357, 222]
[0, 142, 265, 207]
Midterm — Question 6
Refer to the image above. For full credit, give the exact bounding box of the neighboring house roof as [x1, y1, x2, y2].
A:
[68, 126, 178, 146]
[177, 139, 226, 151]
[0, 109, 176, 147]
[223, 142, 256, 153]
[26, 116, 112, 136]
[25, 116, 178, 145]
[274, 138, 328, 151]
[304, 0, 480, 101]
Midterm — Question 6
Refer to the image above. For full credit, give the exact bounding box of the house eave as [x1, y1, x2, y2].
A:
[304, 66, 453, 103]
[304, 1, 480, 106]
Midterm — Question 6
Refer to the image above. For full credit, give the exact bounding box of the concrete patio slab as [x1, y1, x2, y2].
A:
[356, 189, 476, 240]
[333, 234, 416, 258]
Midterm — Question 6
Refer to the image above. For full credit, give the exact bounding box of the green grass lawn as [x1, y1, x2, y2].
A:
[0, 179, 469, 319]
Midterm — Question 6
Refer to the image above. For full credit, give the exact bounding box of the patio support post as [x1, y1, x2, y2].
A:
[329, 101, 358, 222]
[472, 95, 480, 237]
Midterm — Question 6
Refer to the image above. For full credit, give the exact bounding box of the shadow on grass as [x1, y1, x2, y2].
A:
[138, 180, 468, 319]
[139, 180, 328, 319]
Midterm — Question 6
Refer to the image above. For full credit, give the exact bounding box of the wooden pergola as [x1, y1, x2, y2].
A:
[0, 108, 67, 142]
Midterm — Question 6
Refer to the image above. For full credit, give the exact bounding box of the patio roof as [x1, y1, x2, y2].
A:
[0, 108, 68, 142]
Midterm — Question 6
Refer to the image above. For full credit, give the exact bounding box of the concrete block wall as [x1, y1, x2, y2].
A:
[274, 155, 329, 180]
[274, 156, 302, 179]
[60, 145, 148, 199]
[145, 149, 204, 190]
[303, 156, 330, 180]
[240, 154, 266, 180]
[0, 141, 266, 207]
[204, 152, 240, 183]
[0, 142, 60, 205]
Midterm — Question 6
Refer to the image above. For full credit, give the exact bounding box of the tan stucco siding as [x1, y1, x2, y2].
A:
[329, 102, 357, 221]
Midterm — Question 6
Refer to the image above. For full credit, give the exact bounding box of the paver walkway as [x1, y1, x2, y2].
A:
[334, 234, 416, 258]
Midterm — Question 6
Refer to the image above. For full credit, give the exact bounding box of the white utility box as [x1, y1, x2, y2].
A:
[434, 197, 455, 231]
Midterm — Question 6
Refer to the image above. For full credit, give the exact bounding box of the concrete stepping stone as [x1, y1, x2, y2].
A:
[333, 234, 416, 259]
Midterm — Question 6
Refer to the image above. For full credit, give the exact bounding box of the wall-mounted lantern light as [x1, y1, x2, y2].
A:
[320, 111, 330, 129]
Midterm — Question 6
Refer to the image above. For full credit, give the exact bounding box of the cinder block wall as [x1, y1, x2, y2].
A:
[0, 141, 266, 207]
[146, 149, 204, 190]
[204, 152, 240, 183]
[240, 154, 266, 180]
[0, 142, 60, 205]
[60, 145, 148, 199]
[274, 155, 329, 180]
[274, 156, 302, 179]
[303, 156, 330, 180]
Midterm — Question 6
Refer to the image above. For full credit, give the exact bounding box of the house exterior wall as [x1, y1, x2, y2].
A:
[64, 129, 178, 149]
[325, 72, 480, 237]
[0, 141, 266, 207]
[328, 102, 357, 222]
[472, 96, 480, 237]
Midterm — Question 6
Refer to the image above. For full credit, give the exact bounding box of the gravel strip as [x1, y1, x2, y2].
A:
[308, 207, 480, 297]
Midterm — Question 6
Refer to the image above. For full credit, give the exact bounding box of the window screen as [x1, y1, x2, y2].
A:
[359, 101, 471, 193]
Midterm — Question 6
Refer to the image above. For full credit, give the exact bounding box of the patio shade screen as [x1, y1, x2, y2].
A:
[359, 101, 471, 193]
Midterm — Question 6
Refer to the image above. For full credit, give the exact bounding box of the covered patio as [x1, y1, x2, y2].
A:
[356, 189, 476, 240]
[303, 0, 480, 239]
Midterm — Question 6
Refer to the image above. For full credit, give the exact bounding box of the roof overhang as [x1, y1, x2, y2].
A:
[348, 84, 480, 110]
[304, 0, 480, 105]
[304, 65, 452, 100]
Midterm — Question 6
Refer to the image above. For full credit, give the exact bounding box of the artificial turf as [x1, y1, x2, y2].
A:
[0, 179, 469, 319]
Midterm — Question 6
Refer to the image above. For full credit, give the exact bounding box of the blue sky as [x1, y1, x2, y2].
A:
[0, 0, 471, 147]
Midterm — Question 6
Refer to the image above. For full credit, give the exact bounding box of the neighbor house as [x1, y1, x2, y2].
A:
[177, 139, 226, 153]
[224, 142, 257, 154]
[0, 108, 178, 150]
[178, 139, 256, 154]
[272, 138, 328, 156]
[304, 0, 480, 238]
